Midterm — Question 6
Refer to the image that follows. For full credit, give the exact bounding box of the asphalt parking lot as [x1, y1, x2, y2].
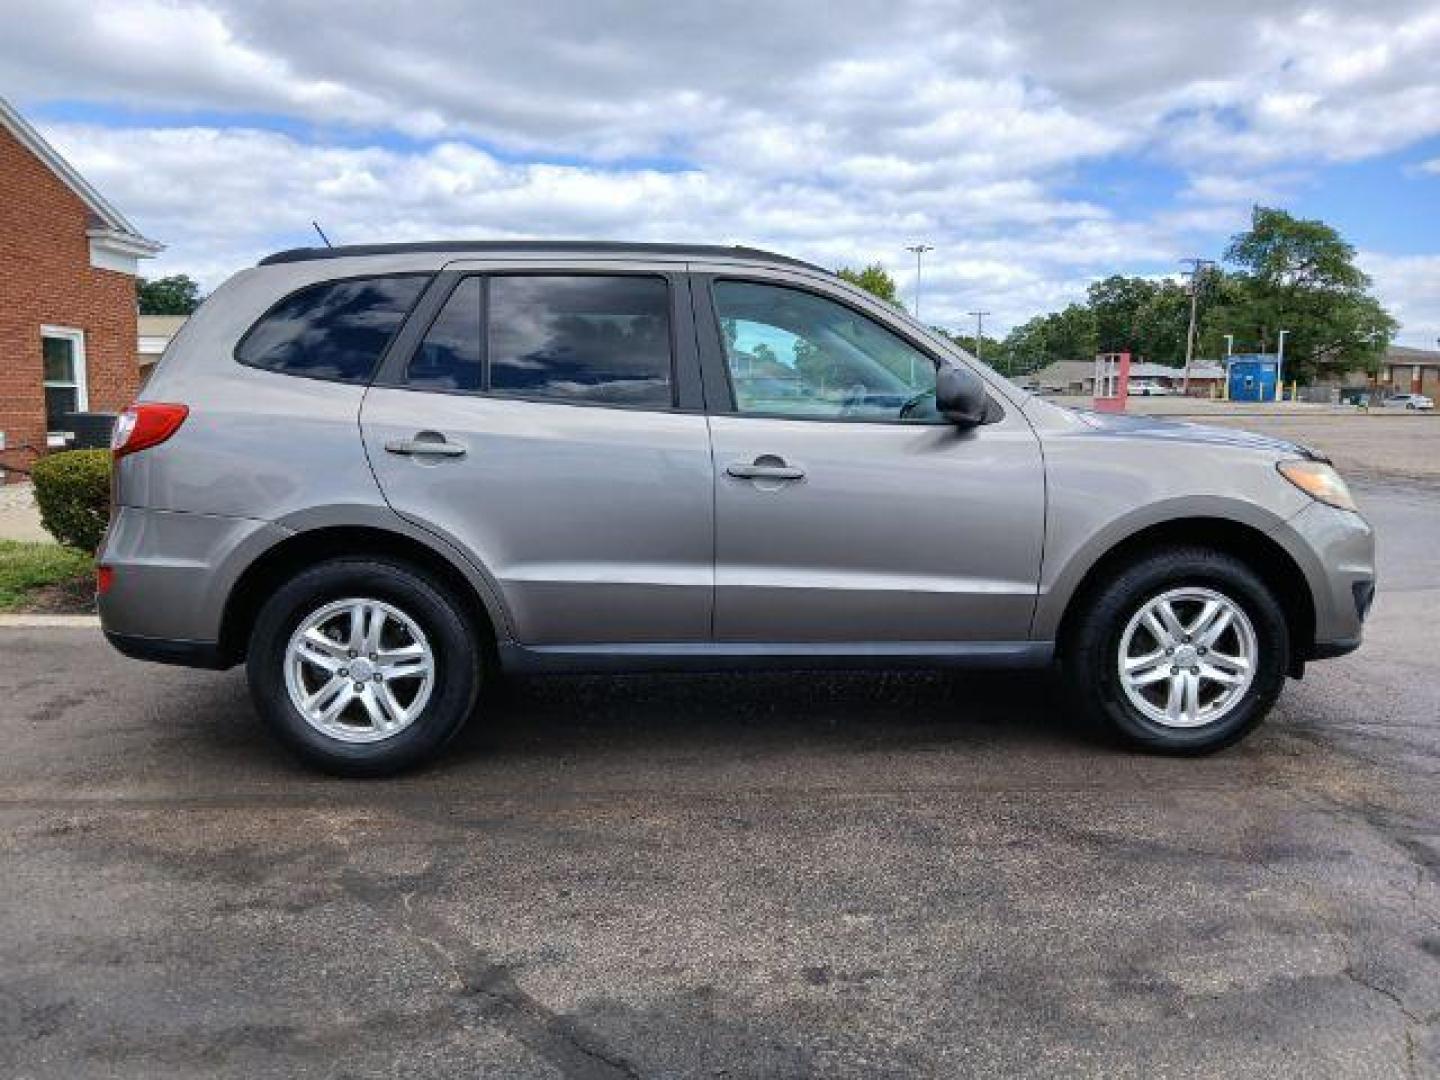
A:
[3, 471, 1439, 1077]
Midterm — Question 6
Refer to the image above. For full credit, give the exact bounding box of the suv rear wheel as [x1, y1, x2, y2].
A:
[247, 558, 481, 776]
[1065, 547, 1289, 753]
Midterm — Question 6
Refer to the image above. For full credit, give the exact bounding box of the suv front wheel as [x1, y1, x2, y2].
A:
[1065, 547, 1290, 753]
[247, 558, 482, 776]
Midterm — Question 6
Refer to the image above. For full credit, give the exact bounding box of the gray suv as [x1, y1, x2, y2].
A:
[98, 242, 1375, 775]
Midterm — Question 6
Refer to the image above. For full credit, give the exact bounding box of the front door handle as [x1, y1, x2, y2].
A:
[384, 432, 467, 458]
[726, 456, 804, 481]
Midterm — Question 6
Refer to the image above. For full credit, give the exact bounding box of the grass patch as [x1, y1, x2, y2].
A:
[0, 540, 93, 612]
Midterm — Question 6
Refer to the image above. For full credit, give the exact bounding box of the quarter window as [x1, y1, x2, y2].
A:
[712, 281, 939, 421]
[41, 327, 87, 436]
[237, 275, 428, 383]
[487, 275, 673, 407]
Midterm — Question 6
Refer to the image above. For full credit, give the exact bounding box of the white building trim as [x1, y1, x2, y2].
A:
[88, 227, 163, 274]
[40, 325, 88, 447]
[1, 95, 163, 273]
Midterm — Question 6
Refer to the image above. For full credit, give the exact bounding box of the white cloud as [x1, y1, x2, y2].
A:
[44, 120, 1200, 334]
[1361, 253, 1440, 349]
[3, 0, 1436, 343]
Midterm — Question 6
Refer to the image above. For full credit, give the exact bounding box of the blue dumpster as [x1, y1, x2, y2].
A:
[1227, 355, 1279, 402]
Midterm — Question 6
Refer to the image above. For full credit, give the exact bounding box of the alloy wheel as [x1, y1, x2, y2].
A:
[283, 597, 436, 743]
[1116, 586, 1257, 729]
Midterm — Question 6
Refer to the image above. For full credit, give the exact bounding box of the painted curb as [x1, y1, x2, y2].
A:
[0, 614, 101, 628]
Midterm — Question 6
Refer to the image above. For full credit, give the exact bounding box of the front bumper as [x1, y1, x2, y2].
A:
[1279, 501, 1376, 659]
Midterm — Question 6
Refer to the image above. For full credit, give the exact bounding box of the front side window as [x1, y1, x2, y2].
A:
[41, 328, 86, 434]
[237, 275, 428, 383]
[488, 275, 673, 407]
[712, 281, 939, 421]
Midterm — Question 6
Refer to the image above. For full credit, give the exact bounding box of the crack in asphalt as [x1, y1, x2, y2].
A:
[1236, 808, 1439, 1078]
[1341, 965, 1428, 1080]
[459, 966, 643, 1080]
[394, 888, 643, 1079]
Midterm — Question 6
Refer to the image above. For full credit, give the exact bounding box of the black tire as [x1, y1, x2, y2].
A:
[246, 558, 482, 776]
[1063, 547, 1289, 753]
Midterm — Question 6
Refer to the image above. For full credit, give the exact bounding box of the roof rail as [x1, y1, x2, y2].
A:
[258, 240, 828, 272]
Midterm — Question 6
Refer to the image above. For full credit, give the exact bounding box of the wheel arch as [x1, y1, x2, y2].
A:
[217, 521, 510, 666]
[1050, 516, 1317, 675]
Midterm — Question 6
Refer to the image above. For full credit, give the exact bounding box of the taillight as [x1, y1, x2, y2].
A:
[112, 403, 189, 459]
[96, 566, 115, 596]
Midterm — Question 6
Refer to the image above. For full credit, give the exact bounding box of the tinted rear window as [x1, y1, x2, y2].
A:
[488, 275, 673, 407]
[237, 275, 428, 383]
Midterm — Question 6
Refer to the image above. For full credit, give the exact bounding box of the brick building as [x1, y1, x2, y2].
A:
[1379, 344, 1440, 399]
[1, 95, 161, 479]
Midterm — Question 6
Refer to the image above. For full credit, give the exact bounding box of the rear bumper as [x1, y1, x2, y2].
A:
[97, 506, 288, 643]
[104, 631, 232, 670]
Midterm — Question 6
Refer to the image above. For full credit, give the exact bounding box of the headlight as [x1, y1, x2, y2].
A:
[1277, 459, 1357, 512]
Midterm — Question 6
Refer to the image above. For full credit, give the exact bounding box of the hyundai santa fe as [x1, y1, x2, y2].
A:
[97, 242, 1375, 775]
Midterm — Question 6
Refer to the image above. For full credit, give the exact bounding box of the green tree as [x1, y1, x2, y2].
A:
[137, 274, 203, 315]
[794, 337, 835, 388]
[1214, 207, 1395, 382]
[1003, 304, 1097, 372]
[750, 342, 779, 369]
[997, 208, 1394, 383]
[1083, 274, 1193, 365]
[1087, 275, 1157, 356]
[934, 328, 1012, 373]
[836, 264, 903, 308]
[1132, 280, 1192, 366]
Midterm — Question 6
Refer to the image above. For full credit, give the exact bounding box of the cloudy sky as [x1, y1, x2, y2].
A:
[4, 0, 1438, 346]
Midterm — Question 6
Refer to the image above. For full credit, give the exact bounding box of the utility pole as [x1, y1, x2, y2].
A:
[1276, 329, 1289, 401]
[904, 244, 933, 320]
[967, 310, 991, 366]
[1180, 258, 1215, 394]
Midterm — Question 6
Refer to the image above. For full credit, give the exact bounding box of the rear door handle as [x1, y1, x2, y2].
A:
[384, 432, 467, 458]
[726, 457, 804, 481]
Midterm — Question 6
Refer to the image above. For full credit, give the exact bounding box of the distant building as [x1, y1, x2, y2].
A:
[137, 314, 188, 387]
[1378, 345, 1440, 398]
[1033, 360, 1224, 396]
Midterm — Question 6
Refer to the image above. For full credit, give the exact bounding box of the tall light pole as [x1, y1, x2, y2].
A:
[1276, 329, 1289, 402]
[967, 310, 991, 367]
[1180, 257, 1215, 395]
[1223, 334, 1234, 358]
[904, 244, 933, 320]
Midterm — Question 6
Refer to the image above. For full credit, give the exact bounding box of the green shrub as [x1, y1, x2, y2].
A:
[31, 449, 112, 553]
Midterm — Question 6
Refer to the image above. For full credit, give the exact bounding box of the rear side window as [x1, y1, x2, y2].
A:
[237, 275, 428, 383]
[407, 277, 482, 391]
[488, 275, 673, 407]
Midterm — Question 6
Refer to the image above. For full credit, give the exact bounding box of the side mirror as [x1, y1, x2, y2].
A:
[935, 362, 989, 427]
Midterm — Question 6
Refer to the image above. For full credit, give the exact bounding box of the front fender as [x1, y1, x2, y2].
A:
[1030, 494, 1302, 642]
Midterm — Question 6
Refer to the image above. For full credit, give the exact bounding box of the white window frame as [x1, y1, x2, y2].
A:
[40, 325, 88, 447]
